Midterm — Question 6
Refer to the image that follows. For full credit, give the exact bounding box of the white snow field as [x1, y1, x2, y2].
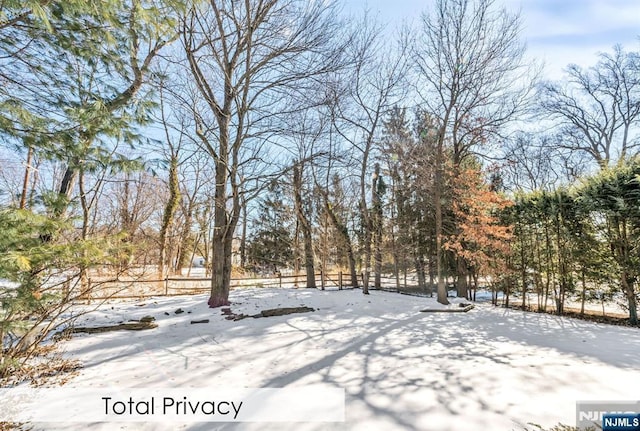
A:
[35, 288, 640, 430]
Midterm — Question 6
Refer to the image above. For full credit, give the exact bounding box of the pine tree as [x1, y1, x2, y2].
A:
[0, 208, 126, 377]
[247, 182, 295, 272]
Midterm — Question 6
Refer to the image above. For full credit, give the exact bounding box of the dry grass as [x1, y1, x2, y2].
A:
[1, 343, 82, 388]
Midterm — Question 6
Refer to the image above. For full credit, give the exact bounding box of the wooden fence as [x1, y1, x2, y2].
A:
[78, 272, 429, 301]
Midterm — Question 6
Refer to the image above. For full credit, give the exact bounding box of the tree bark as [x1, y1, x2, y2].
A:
[372, 163, 383, 289]
[208, 118, 234, 307]
[321, 193, 359, 288]
[240, 196, 247, 268]
[293, 164, 315, 289]
[20, 146, 34, 209]
[456, 258, 468, 298]
[158, 155, 180, 277]
[415, 255, 426, 292]
[435, 162, 449, 305]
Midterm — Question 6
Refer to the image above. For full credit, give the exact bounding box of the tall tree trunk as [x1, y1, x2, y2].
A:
[391, 214, 400, 292]
[361, 202, 372, 294]
[615, 218, 638, 325]
[322, 194, 358, 288]
[294, 218, 300, 287]
[175, 210, 193, 275]
[158, 156, 180, 277]
[118, 173, 134, 271]
[435, 163, 449, 305]
[360, 145, 373, 295]
[372, 163, 383, 289]
[555, 213, 565, 315]
[209, 233, 232, 307]
[622, 274, 638, 326]
[78, 168, 90, 298]
[208, 121, 232, 308]
[456, 258, 468, 298]
[428, 255, 435, 297]
[240, 196, 247, 268]
[520, 221, 528, 309]
[293, 164, 315, 289]
[580, 269, 587, 316]
[544, 223, 552, 312]
[415, 255, 426, 292]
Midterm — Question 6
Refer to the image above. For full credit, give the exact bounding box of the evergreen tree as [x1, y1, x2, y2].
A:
[247, 183, 295, 271]
[1, 0, 180, 217]
[0, 208, 126, 377]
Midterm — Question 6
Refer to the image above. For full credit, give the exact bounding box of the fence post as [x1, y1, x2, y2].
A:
[279, 272, 282, 288]
[165, 276, 169, 296]
[339, 272, 343, 290]
[320, 270, 325, 290]
[87, 278, 92, 304]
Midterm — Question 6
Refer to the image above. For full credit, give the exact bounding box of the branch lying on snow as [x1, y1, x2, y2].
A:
[72, 316, 157, 333]
[420, 304, 475, 313]
[222, 306, 315, 321]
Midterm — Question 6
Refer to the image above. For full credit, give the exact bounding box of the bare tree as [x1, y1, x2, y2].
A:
[306, 109, 361, 289]
[329, 14, 408, 294]
[181, 0, 345, 307]
[414, 0, 533, 304]
[156, 85, 184, 278]
[500, 132, 594, 193]
[539, 45, 640, 169]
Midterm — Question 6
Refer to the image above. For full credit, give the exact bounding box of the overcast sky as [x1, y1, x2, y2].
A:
[344, 0, 640, 79]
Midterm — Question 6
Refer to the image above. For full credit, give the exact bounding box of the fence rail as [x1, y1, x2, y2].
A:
[76, 271, 434, 302]
[81, 272, 350, 301]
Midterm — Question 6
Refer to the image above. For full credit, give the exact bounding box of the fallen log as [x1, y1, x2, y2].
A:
[420, 305, 475, 313]
[223, 306, 315, 321]
[72, 322, 158, 333]
[257, 306, 315, 318]
[191, 319, 210, 324]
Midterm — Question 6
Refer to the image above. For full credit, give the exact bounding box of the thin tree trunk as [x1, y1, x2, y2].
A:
[392, 225, 400, 291]
[520, 221, 527, 309]
[544, 223, 552, 312]
[20, 146, 34, 209]
[294, 219, 300, 287]
[616, 218, 638, 325]
[555, 213, 565, 315]
[78, 168, 90, 298]
[415, 255, 426, 293]
[240, 196, 247, 268]
[580, 269, 587, 316]
[622, 274, 638, 325]
[176, 212, 194, 274]
[372, 164, 383, 289]
[435, 164, 448, 305]
[360, 146, 373, 295]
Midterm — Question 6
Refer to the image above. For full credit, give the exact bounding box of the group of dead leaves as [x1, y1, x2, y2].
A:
[1, 337, 83, 431]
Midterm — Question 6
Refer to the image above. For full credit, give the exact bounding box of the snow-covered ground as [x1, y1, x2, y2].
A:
[31, 287, 640, 430]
